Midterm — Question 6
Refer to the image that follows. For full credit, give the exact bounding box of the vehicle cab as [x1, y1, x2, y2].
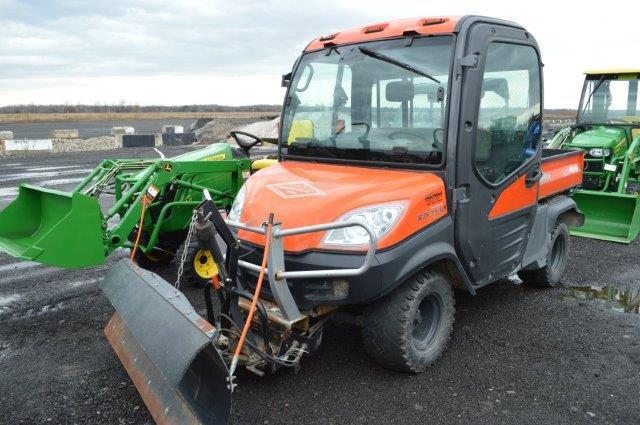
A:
[230, 16, 582, 310]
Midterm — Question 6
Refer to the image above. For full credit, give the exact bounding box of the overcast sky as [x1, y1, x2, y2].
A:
[0, 0, 635, 108]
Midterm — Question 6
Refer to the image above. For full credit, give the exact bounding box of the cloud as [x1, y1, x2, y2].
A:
[0, 0, 636, 107]
[0, 0, 362, 80]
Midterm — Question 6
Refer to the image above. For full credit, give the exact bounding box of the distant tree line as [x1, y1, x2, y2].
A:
[0, 104, 282, 114]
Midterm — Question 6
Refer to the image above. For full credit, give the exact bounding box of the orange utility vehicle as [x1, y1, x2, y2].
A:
[100, 16, 585, 424]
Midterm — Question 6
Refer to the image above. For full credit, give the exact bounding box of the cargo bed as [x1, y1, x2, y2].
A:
[539, 148, 584, 199]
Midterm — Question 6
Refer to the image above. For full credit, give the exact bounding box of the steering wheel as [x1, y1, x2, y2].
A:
[229, 130, 264, 153]
[388, 130, 424, 144]
[352, 122, 371, 146]
[432, 128, 444, 149]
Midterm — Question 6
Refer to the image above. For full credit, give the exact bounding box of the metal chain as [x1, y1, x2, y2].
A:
[175, 211, 198, 289]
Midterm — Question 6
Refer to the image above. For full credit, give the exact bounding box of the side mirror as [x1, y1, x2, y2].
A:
[281, 72, 292, 88]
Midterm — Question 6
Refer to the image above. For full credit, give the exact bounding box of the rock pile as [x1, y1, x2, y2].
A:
[52, 136, 116, 153]
[195, 116, 279, 143]
[235, 117, 279, 139]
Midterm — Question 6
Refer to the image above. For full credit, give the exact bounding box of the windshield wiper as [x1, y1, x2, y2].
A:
[359, 46, 440, 84]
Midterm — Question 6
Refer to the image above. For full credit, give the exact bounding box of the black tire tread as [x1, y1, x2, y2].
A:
[518, 223, 569, 287]
[132, 248, 173, 270]
[172, 238, 209, 287]
[362, 270, 455, 373]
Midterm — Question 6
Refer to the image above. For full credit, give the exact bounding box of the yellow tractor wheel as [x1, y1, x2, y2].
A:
[193, 249, 219, 280]
[131, 247, 174, 270]
[174, 239, 220, 287]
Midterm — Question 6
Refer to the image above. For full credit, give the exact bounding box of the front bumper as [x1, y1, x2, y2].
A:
[236, 217, 454, 310]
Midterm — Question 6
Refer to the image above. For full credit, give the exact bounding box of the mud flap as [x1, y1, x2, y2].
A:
[101, 259, 231, 424]
[570, 190, 640, 243]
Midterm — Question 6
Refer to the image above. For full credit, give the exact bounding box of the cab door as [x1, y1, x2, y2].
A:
[454, 23, 543, 285]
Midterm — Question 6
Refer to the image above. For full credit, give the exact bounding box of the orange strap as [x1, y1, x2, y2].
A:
[211, 274, 222, 290]
[232, 221, 273, 360]
[129, 197, 151, 261]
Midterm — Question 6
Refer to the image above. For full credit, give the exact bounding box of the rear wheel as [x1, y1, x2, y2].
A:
[132, 249, 174, 270]
[362, 270, 455, 373]
[173, 239, 219, 287]
[518, 223, 569, 287]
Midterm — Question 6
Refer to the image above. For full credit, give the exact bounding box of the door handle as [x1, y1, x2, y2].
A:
[525, 169, 543, 187]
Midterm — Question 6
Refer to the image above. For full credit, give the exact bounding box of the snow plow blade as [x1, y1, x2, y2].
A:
[101, 259, 231, 425]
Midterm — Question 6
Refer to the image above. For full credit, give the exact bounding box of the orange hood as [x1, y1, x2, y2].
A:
[237, 161, 447, 252]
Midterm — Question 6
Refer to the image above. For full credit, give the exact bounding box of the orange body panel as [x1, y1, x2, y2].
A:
[539, 151, 584, 199]
[304, 17, 460, 52]
[238, 161, 448, 252]
[488, 175, 538, 219]
[488, 151, 584, 219]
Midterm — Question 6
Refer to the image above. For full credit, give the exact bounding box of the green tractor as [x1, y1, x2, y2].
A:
[548, 69, 640, 243]
[0, 131, 275, 283]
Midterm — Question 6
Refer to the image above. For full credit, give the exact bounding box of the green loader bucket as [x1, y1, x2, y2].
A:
[101, 259, 232, 424]
[0, 184, 106, 268]
[570, 189, 640, 243]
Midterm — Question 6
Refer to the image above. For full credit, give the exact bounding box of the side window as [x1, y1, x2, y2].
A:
[475, 43, 541, 184]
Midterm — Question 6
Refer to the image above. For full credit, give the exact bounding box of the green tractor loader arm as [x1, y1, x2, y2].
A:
[0, 143, 251, 268]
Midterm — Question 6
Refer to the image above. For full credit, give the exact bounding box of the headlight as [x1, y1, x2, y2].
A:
[323, 202, 405, 246]
[228, 184, 246, 222]
[588, 148, 611, 157]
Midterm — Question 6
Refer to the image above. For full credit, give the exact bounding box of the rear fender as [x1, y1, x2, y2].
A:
[522, 196, 581, 270]
[548, 196, 585, 229]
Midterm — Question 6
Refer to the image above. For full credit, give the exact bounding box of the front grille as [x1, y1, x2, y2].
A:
[584, 156, 604, 173]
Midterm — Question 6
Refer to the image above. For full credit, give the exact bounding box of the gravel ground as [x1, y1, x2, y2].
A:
[0, 149, 638, 425]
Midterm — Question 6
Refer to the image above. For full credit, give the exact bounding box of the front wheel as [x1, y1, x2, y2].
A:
[362, 270, 455, 373]
[173, 239, 220, 287]
[518, 223, 569, 287]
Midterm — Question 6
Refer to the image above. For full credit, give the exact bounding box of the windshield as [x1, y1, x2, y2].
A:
[280, 36, 454, 166]
[578, 74, 640, 124]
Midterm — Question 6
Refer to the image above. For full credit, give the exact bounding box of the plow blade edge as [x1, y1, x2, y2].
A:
[101, 259, 231, 424]
[570, 190, 640, 243]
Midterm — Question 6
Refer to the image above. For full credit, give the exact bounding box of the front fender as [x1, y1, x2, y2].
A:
[378, 216, 476, 297]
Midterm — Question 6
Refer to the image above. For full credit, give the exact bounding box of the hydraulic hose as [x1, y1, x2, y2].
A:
[229, 214, 274, 378]
[129, 199, 150, 261]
